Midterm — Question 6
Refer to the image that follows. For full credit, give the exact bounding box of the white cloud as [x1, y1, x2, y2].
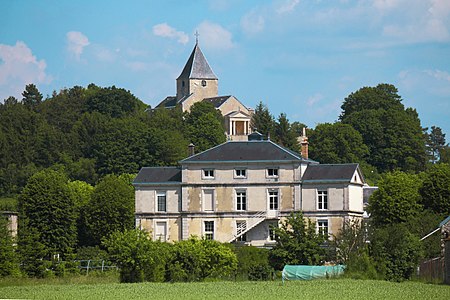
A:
[241, 9, 265, 34]
[376, 0, 450, 42]
[398, 68, 450, 97]
[197, 21, 234, 50]
[66, 31, 90, 60]
[0, 41, 52, 101]
[153, 23, 189, 45]
[276, 0, 300, 14]
[306, 93, 323, 107]
[92, 45, 117, 62]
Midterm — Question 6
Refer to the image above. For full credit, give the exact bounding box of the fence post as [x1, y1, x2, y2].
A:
[87, 260, 91, 276]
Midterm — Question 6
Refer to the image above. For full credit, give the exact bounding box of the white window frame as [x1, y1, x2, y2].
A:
[202, 189, 215, 212]
[317, 190, 328, 210]
[236, 189, 247, 211]
[234, 168, 247, 179]
[154, 220, 168, 241]
[202, 169, 215, 179]
[317, 219, 329, 237]
[203, 220, 214, 240]
[156, 191, 167, 212]
[267, 168, 279, 178]
[268, 189, 279, 210]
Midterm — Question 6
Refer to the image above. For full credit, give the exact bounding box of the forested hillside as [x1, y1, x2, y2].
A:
[0, 83, 225, 198]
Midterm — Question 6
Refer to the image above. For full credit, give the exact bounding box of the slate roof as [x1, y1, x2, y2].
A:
[181, 140, 308, 163]
[203, 96, 231, 108]
[133, 167, 181, 184]
[155, 96, 177, 109]
[177, 43, 217, 80]
[302, 164, 360, 182]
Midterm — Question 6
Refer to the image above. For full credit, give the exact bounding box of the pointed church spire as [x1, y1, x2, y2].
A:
[177, 40, 217, 80]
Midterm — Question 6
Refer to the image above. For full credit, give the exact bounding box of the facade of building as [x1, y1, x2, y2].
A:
[155, 41, 253, 141]
[134, 133, 365, 246]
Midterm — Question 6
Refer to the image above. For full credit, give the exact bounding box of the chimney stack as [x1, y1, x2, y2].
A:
[300, 127, 309, 159]
[188, 143, 195, 157]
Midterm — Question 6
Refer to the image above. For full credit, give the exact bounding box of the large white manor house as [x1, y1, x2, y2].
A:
[133, 42, 365, 246]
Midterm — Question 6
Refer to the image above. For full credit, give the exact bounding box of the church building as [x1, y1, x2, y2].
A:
[155, 41, 253, 141]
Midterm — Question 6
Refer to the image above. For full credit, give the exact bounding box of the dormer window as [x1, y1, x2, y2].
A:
[201, 80, 207, 87]
[267, 168, 279, 178]
[234, 168, 247, 178]
[202, 169, 214, 179]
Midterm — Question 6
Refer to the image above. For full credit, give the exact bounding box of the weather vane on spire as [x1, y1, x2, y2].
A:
[195, 30, 199, 44]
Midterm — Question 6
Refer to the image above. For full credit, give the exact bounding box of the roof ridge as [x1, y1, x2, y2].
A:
[268, 140, 303, 160]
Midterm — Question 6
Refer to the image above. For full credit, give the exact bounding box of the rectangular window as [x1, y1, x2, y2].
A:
[318, 190, 328, 210]
[204, 221, 214, 240]
[267, 168, 279, 178]
[234, 168, 247, 178]
[157, 192, 166, 212]
[203, 189, 214, 211]
[268, 190, 279, 210]
[155, 221, 167, 241]
[236, 221, 247, 242]
[202, 169, 214, 179]
[317, 219, 329, 237]
[236, 190, 247, 211]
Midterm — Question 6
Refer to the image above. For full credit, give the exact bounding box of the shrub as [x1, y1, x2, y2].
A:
[166, 237, 237, 282]
[231, 245, 272, 280]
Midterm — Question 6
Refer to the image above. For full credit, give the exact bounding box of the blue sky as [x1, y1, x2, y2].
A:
[1, 0, 450, 137]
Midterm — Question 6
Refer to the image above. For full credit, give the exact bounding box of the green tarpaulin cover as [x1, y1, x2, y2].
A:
[282, 265, 345, 282]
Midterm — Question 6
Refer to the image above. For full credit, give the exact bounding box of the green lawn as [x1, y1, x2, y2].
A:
[0, 279, 449, 300]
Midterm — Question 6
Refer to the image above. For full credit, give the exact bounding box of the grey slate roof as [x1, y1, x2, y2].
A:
[133, 167, 181, 184]
[203, 96, 231, 108]
[155, 96, 177, 109]
[302, 164, 360, 182]
[177, 43, 218, 80]
[181, 140, 307, 163]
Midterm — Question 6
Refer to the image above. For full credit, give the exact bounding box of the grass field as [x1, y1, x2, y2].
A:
[0, 278, 449, 300]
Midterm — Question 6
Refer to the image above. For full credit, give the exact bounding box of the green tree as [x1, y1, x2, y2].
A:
[17, 220, 49, 277]
[370, 224, 422, 281]
[340, 84, 427, 173]
[368, 171, 422, 227]
[93, 117, 154, 176]
[102, 229, 155, 283]
[68, 180, 94, 247]
[419, 163, 450, 215]
[150, 128, 189, 165]
[184, 102, 226, 153]
[269, 212, 326, 270]
[85, 174, 135, 246]
[22, 83, 43, 110]
[274, 113, 299, 151]
[309, 123, 369, 164]
[250, 101, 275, 138]
[0, 216, 19, 277]
[85, 84, 147, 118]
[332, 219, 378, 279]
[441, 145, 450, 164]
[18, 169, 77, 258]
[426, 126, 446, 163]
